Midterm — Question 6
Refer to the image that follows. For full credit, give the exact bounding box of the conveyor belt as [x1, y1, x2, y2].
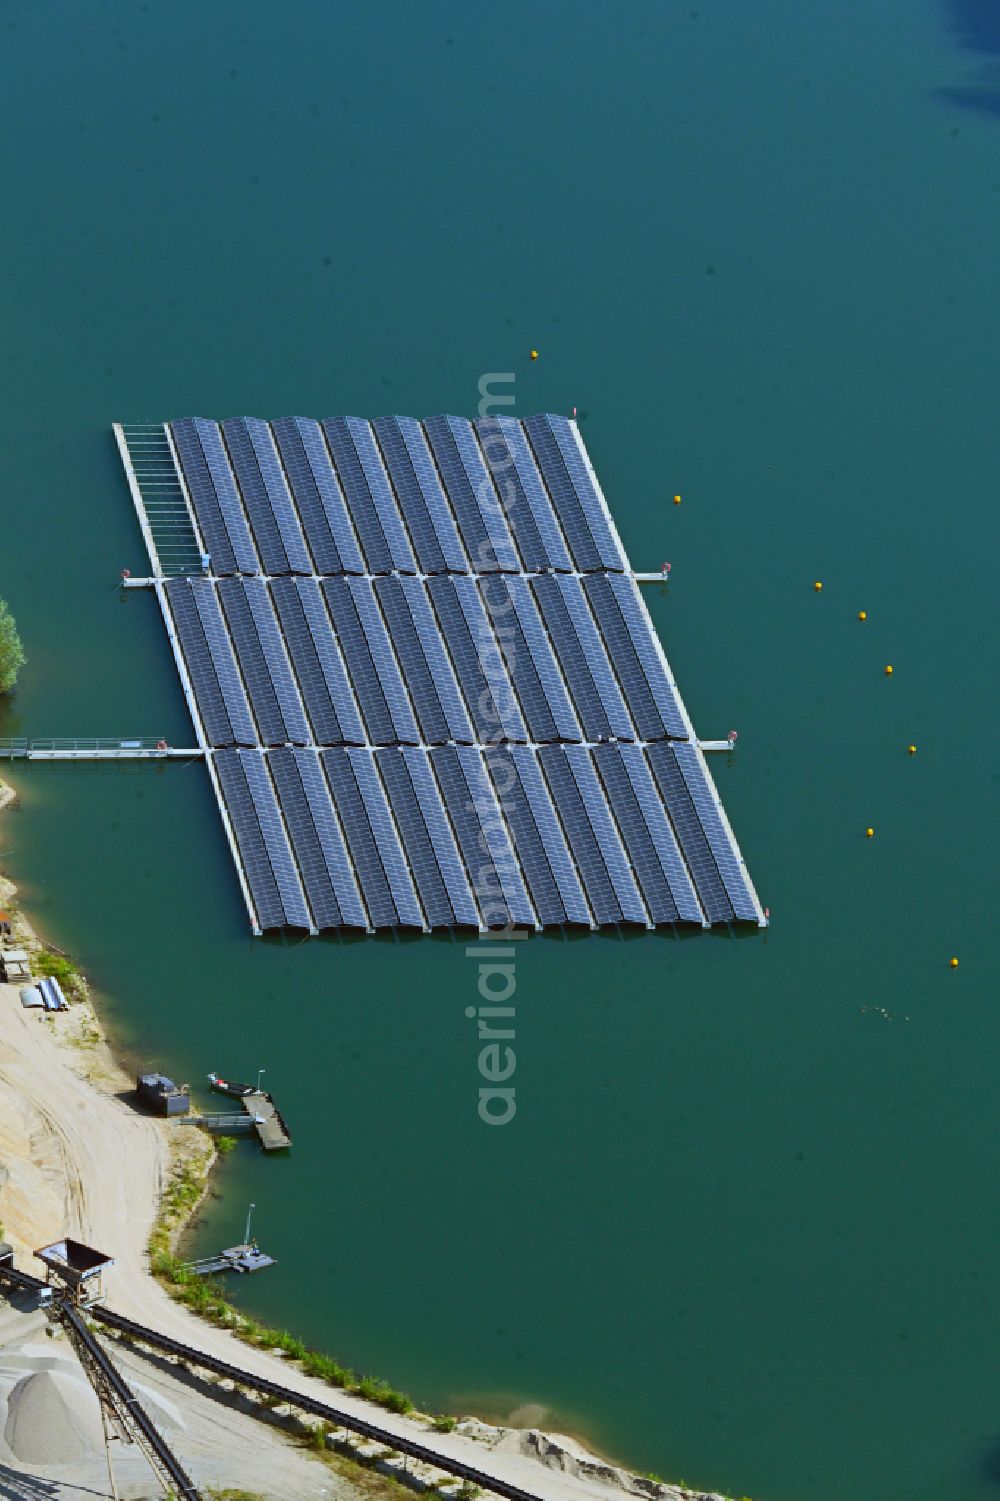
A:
[92, 1305, 545, 1501]
[62, 1304, 203, 1499]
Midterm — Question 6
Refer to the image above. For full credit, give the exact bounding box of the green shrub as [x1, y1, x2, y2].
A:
[216, 1135, 238, 1155]
[432, 1414, 457, 1432]
[34, 951, 78, 985]
[0, 600, 25, 694]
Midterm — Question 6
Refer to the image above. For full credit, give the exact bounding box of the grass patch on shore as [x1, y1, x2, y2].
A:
[33, 947, 89, 1003]
[148, 1153, 415, 1419]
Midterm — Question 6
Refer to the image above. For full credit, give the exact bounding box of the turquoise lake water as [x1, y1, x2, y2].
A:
[2, 3, 999, 1497]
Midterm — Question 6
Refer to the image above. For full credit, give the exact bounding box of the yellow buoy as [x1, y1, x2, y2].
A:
[813, 580, 823, 592]
[673, 494, 682, 505]
[865, 827, 874, 838]
[530, 349, 538, 360]
[858, 610, 867, 621]
[884, 664, 893, 675]
[907, 744, 916, 755]
[949, 956, 959, 969]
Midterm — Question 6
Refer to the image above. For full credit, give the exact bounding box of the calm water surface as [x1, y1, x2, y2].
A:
[2, 4, 999, 1498]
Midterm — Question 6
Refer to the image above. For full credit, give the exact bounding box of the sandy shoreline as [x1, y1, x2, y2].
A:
[0, 778, 727, 1501]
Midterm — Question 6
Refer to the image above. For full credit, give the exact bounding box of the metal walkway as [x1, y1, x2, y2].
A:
[116, 424, 203, 577]
[0, 737, 203, 761]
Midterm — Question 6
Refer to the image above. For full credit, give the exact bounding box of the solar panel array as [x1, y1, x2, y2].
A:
[152, 414, 762, 933]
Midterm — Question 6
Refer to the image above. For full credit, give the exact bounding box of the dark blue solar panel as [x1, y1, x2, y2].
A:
[646, 743, 733, 923]
[270, 418, 343, 573]
[475, 417, 573, 572]
[374, 580, 449, 743]
[376, 749, 455, 926]
[269, 748, 341, 928]
[348, 579, 420, 743]
[188, 581, 259, 746]
[322, 749, 396, 926]
[484, 748, 565, 925]
[478, 578, 558, 742]
[530, 577, 611, 741]
[241, 581, 311, 742]
[423, 416, 519, 571]
[272, 418, 366, 573]
[269, 579, 343, 743]
[170, 419, 238, 575]
[401, 748, 480, 925]
[294, 580, 366, 743]
[215, 750, 310, 928]
[293, 747, 369, 926]
[562, 747, 649, 924]
[189, 419, 260, 574]
[583, 575, 663, 740]
[552, 577, 636, 739]
[539, 415, 626, 571]
[372, 417, 447, 574]
[217, 579, 284, 744]
[214, 751, 285, 928]
[321, 418, 394, 573]
[322, 579, 395, 744]
[243, 418, 312, 572]
[331, 418, 416, 573]
[451, 578, 528, 742]
[270, 748, 368, 928]
[221, 418, 311, 575]
[617, 746, 704, 923]
[456, 747, 535, 925]
[509, 748, 592, 924]
[537, 747, 621, 924]
[348, 750, 424, 926]
[164, 579, 232, 746]
[430, 748, 535, 928]
[607, 574, 688, 739]
[592, 745, 678, 924]
[218, 580, 310, 746]
[399, 579, 475, 743]
[471, 418, 547, 572]
[672, 744, 758, 921]
[240, 750, 311, 927]
[395, 418, 469, 571]
[521, 416, 602, 571]
[426, 578, 506, 742]
[502, 576, 581, 741]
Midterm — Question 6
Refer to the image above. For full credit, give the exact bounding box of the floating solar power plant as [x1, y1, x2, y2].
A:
[117, 415, 765, 935]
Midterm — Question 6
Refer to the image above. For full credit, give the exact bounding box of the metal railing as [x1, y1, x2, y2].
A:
[0, 738, 203, 760]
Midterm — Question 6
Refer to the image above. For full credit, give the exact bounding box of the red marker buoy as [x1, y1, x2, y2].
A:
[121, 568, 131, 580]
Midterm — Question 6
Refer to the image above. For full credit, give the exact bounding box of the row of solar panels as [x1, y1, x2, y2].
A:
[213, 744, 758, 933]
[169, 414, 626, 578]
[163, 573, 689, 748]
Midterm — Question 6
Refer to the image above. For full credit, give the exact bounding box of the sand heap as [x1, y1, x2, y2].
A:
[4, 1366, 105, 1464]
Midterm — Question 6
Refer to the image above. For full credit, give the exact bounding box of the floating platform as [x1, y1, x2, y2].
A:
[184, 1243, 275, 1276]
[115, 416, 766, 936]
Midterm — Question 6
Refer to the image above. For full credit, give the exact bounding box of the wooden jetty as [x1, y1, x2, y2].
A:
[204, 1073, 292, 1151]
[242, 1090, 292, 1151]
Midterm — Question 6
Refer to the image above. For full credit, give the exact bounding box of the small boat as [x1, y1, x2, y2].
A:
[208, 1071, 256, 1099]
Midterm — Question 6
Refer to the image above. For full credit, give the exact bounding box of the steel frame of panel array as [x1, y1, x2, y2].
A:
[118, 416, 766, 936]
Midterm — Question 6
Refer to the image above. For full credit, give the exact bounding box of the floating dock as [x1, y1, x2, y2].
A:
[184, 1243, 275, 1276]
[114, 415, 767, 936]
